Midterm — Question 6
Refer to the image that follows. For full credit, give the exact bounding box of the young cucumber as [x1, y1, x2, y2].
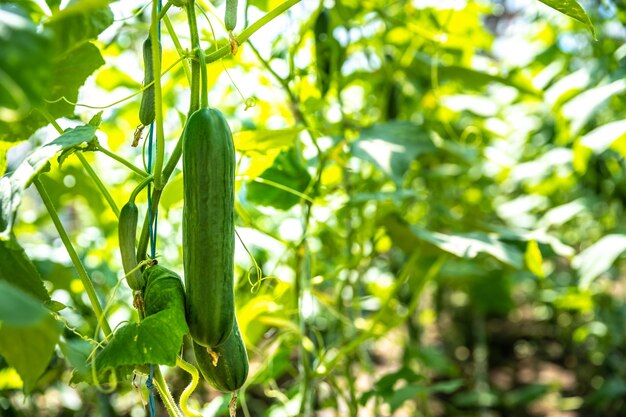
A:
[225, 0, 238, 31]
[118, 202, 144, 290]
[183, 107, 236, 347]
[193, 319, 248, 392]
[139, 36, 160, 126]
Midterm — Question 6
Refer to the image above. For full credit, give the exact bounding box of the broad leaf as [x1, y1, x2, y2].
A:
[0, 42, 105, 141]
[0, 7, 52, 125]
[0, 280, 66, 398]
[525, 240, 545, 278]
[382, 214, 523, 268]
[573, 234, 626, 289]
[95, 268, 188, 378]
[0, 122, 99, 238]
[246, 148, 312, 210]
[351, 122, 434, 186]
[580, 120, 626, 154]
[537, 0, 595, 37]
[561, 79, 626, 136]
[0, 237, 50, 310]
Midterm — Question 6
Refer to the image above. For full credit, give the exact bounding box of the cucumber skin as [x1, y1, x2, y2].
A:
[118, 202, 144, 290]
[139, 36, 155, 126]
[183, 108, 236, 348]
[193, 319, 248, 392]
[225, 0, 238, 31]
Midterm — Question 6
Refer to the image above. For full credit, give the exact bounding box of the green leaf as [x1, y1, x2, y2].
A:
[95, 267, 188, 377]
[382, 214, 523, 268]
[0, 236, 50, 301]
[0, 41, 105, 141]
[59, 338, 93, 383]
[0, 6, 53, 125]
[0, 122, 99, 238]
[561, 79, 626, 136]
[580, 120, 626, 154]
[45, 1, 113, 55]
[0, 281, 66, 390]
[234, 128, 301, 153]
[246, 148, 312, 210]
[537, 0, 595, 38]
[573, 234, 626, 289]
[525, 240, 545, 278]
[0, 281, 49, 326]
[351, 122, 434, 186]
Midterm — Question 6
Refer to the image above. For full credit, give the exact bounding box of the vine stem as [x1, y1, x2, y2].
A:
[76, 152, 120, 218]
[151, 0, 165, 190]
[40, 110, 122, 218]
[95, 144, 148, 178]
[153, 366, 184, 417]
[163, 14, 192, 83]
[203, 0, 302, 63]
[33, 178, 113, 338]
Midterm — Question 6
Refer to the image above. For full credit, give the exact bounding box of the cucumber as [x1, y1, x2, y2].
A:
[139, 36, 159, 126]
[225, 0, 238, 31]
[182, 107, 236, 347]
[193, 319, 248, 392]
[118, 202, 144, 290]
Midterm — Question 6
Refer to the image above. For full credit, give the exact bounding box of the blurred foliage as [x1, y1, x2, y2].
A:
[2, 0, 626, 416]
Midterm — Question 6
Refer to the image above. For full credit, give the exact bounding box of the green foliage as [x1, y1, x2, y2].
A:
[3, 0, 626, 416]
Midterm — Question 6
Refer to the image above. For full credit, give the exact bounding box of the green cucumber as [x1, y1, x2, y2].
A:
[193, 319, 248, 392]
[139, 36, 159, 126]
[225, 0, 238, 31]
[183, 107, 236, 347]
[118, 202, 144, 290]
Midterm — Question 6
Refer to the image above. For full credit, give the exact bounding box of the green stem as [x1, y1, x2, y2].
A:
[34, 178, 113, 338]
[137, 133, 183, 263]
[163, 14, 192, 83]
[151, 1, 165, 190]
[199, 46, 208, 108]
[39, 109, 122, 218]
[157, 0, 173, 21]
[154, 366, 184, 417]
[76, 152, 120, 218]
[186, 0, 201, 113]
[129, 175, 153, 203]
[96, 145, 148, 178]
[203, 0, 302, 63]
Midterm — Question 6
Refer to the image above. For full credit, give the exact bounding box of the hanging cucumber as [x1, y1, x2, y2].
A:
[225, 0, 238, 31]
[139, 36, 161, 126]
[182, 106, 236, 347]
[118, 202, 144, 290]
[193, 319, 248, 392]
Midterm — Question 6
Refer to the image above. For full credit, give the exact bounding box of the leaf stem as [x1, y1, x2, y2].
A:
[203, 0, 302, 63]
[130, 175, 154, 203]
[34, 178, 113, 338]
[151, 0, 165, 190]
[95, 144, 148, 178]
[163, 14, 192, 83]
[153, 366, 184, 417]
[76, 152, 120, 218]
[186, 0, 202, 112]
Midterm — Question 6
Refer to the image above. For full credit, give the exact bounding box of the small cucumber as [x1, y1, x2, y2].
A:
[225, 0, 238, 31]
[118, 202, 144, 290]
[193, 319, 248, 392]
[139, 36, 160, 126]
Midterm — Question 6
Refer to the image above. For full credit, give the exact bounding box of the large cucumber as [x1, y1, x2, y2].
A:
[182, 107, 236, 347]
[193, 319, 248, 392]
